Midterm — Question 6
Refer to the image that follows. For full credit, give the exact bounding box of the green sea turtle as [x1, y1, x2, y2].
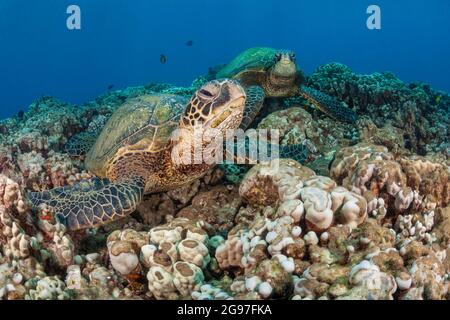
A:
[216, 47, 358, 127]
[28, 79, 247, 230]
[218, 48, 350, 182]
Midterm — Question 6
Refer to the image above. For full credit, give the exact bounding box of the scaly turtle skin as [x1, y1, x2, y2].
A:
[65, 131, 100, 157]
[216, 47, 358, 125]
[28, 80, 246, 230]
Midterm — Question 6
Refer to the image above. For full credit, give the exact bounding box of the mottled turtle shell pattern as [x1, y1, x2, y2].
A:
[85, 94, 188, 178]
[216, 47, 280, 79]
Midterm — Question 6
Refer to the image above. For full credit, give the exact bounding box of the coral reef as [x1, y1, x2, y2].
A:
[0, 64, 449, 300]
[307, 63, 450, 156]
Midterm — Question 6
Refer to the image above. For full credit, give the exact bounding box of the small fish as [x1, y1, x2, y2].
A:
[160, 54, 167, 64]
[185, 40, 193, 47]
[107, 84, 114, 90]
[17, 110, 25, 119]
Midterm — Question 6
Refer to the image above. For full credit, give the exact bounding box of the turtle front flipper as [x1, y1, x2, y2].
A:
[299, 85, 358, 123]
[28, 177, 145, 230]
[65, 131, 99, 157]
[239, 86, 266, 130]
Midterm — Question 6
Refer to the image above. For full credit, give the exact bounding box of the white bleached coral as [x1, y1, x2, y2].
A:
[25, 276, 72, 300]
[331, 143, 450, 211]
[0, 175, 27, 214]
[239, 159, 367, 233]
[143, 218, 212, 299]
[239, 159, 315, 206]
[107, 229, 148, 276]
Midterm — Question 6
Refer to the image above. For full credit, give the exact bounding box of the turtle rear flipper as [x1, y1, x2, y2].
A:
[227, 132, 310, 163]
[299, 85, 358, 123]
[28, 177, 145, 230]
[279, 143, 310, 163]
[221, 133, 310, 183]
[65, 131, 99, 157]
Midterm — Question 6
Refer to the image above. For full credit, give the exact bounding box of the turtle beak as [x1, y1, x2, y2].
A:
[226, 80, 246, 113]
[210, 97, 245, 129]
[210, 82, 246, 129]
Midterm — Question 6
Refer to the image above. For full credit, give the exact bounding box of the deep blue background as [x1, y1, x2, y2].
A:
[0, 0, 449, 119]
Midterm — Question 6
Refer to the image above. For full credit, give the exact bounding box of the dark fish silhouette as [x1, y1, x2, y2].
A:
[107, 84, 114, 90]
[160, 54, 167, 64]
[17, 110, 24, 119]
[186, 40, 193, 47]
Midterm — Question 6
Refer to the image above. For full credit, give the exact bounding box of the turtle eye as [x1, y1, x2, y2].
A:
[289, 53, 296, 61]
[275, 53, 282, 62]
[199, 89, 214, 97]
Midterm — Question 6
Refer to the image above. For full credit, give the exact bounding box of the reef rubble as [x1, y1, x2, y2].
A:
[0, 64, 449, 300]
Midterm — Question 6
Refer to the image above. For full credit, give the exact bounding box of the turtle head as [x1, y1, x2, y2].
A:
[181, 79, 246, 133]
[172, 80, 245, 166]
[270, 50, 298, 86]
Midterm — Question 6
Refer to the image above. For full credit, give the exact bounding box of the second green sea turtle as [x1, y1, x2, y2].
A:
[216, 47, 358, 128]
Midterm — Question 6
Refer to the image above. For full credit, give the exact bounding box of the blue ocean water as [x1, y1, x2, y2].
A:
[0, 0, 449, 119]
